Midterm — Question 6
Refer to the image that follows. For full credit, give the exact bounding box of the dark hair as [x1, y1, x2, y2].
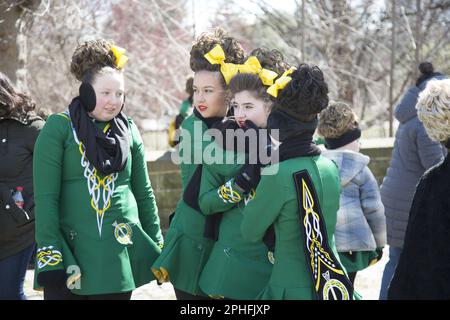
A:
[274, 63, 329, 122]
[229, 48, 289, 101]
[189, 28, 245, 87]
[185, 77, 194, 103]
[0, 72, 36, 119]
[416, 61, 438, 87]
[70, 39, 120, 83]
[419, 62, 434, 75]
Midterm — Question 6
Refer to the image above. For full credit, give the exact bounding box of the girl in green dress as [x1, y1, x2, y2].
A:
[151, 28, 245, 300]
[241, 64, 354, 300]
[197, 48, 289, 299]
[33, 39, 163, 300]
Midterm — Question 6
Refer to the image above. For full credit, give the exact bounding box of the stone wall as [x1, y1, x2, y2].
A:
[147, 138, 394, 233]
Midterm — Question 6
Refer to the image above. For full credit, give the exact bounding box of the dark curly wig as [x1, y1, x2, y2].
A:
[190, 28, 245, 86]
[0, 72, 36, 119]
[70, 39, 121, 83]
[274, 63, 329, 122]
[229, 47, 289, 101]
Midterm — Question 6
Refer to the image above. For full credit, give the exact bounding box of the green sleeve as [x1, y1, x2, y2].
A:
[33, 114, 67, 273]
[241, 169, 285, 243]
[198, 164, 245, 215]
[129, 120, 163, 246]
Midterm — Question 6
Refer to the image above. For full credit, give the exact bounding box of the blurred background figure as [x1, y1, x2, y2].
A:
[378, 62, 447, 300]
[388, 79, 450, 299]
[0, 71, 45, 300]
[168, 77, 194, 148]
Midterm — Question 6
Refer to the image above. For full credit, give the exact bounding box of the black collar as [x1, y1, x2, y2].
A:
[193, 108, 223, 129]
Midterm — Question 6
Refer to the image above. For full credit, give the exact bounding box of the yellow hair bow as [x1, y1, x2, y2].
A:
[267, 67, 296, 98]
[203, 44, 240, 84]
[110, 45, 129, 69]
[238, 56, 279, 86]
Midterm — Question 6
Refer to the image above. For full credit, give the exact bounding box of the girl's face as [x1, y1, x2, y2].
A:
[193, 70, 227, 118]
[233, 90, 271, 128]
[89, 72, 124, 122]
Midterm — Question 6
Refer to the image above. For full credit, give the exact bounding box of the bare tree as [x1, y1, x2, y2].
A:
[0, 0, 41, 87]
[4, 0, 449, 137]
[217, 0, 449, 136]
[17, 0, 195, 130]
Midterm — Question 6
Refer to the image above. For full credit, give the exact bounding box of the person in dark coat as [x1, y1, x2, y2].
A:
[388, 78, 450, 299]
[378, 62, 447, 299]
[0, 72, 45, 299]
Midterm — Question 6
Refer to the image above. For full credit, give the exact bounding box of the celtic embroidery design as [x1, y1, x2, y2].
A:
[37, 246, 62, 269]
[218, 179, 242, 203]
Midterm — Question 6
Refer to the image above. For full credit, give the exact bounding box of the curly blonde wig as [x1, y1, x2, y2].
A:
[416, 79, 450, 142]
[317, 101, 358, 138]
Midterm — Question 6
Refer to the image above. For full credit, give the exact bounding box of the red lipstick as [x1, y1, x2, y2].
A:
[197, 105, 207, 112]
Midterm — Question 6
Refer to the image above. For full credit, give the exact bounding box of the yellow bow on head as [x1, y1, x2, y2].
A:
[203, 44, 240, 84]
[267, 67, 297, 98]
[110, 45, 129, 69]
[238, 56, 279, 86]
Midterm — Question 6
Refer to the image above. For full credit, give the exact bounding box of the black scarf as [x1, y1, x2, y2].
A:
[267, 109, 321, 162]
[182, 108, 222, 210]
[193, 108, 223, 129]
[68, 97, 129, 175]
[211, 118, 271, 160]
[183, 109, 224, 241]
[277, 134, 321, 162]
[267, 109, 318, 142]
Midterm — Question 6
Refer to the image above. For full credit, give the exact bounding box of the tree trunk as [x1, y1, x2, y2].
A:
[414, 0, 422, 78]
[389, 0, 397, 137]
[330, 0, 354, 104]
[0, 1, 41, 88]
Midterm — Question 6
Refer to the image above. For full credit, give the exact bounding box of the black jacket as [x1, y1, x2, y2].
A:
[0, 115, 44, 261]
[388, 151, 450, 299]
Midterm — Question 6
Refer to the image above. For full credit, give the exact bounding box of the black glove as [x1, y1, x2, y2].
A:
[234, 163, 262, 193]
[37, 270, 68, 289]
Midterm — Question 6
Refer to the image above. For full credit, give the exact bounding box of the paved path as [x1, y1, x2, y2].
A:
[24, 247, 389, 300]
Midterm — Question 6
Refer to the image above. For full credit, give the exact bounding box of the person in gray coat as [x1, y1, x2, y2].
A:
[378, 62, 447, 300]
[318, 102, 386, 285]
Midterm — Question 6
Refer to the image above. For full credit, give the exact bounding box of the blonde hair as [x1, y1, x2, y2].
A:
[317, 101, 358, 138]
[416, 79, 450, 142]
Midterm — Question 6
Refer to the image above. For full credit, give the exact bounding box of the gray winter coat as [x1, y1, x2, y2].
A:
[380, 74, 447, 249]
[322, 150, 386, 252]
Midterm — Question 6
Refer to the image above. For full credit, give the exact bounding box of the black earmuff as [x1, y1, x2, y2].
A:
[79, 82, 97, 112]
